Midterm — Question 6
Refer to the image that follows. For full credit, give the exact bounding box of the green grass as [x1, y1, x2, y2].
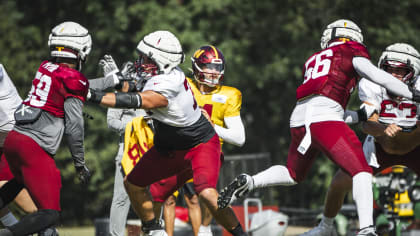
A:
[56, 226, 95, 236]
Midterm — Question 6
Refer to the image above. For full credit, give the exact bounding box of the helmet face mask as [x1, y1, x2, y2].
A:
[320, 19, 363, 49]
[191, 45, 225, 87]
[379, 43, 420, 85]
[134, 53, 159, 80]
[48, 21, 92, 71]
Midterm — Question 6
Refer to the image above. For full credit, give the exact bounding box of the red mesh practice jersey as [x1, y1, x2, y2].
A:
[23, 61, 89, 118]
[296, 41, 370, 108]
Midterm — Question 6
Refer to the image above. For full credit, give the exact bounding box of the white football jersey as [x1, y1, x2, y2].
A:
[358, 77, 420, 128]
[0, 64, 22, 132]
[142, 67, 201, 127]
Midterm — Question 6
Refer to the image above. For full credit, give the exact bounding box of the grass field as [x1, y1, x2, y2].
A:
[56, 225, 311, 236]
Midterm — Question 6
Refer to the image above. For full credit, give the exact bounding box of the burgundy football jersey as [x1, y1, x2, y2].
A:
[296, 41, 370, 108]
[23, 61, 89, 118]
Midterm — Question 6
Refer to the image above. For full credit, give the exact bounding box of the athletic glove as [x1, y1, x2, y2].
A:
[357, 103, 376, 122]
[87, 88, 105, 104]
[99, 55, 134, 89]
[120, 61, 137, 81]
[410, 87, 420, 103]
[75, 165, 91, 185]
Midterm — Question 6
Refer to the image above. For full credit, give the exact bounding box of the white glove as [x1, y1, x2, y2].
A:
[99, 55, 120, 85]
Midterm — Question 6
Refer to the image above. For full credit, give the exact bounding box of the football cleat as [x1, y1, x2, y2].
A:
[198, 225, 213, 236]
[217, 174, 254, 209]
[300, 221, 337, 236]
[356, 225, 377, 236]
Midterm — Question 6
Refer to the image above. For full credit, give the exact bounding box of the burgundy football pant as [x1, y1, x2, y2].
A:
[128, 134, 221, 202]
[287, 121, 372, 182]
[3, 130, 61, 210]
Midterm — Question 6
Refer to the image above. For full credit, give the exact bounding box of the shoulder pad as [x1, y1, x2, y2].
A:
[58, 67, 89, 100]
[347, 41, 370, 60]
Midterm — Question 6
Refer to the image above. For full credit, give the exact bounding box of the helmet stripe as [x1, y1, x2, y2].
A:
[193, 49, 205, 59]
[210, 45, 219, 58]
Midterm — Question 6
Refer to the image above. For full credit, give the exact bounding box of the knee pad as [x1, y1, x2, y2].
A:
[9, 209, 60, 235]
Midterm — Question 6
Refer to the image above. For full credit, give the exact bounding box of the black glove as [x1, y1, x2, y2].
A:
[87, 88, 105, 104]
[411, 87, 420, 103]
[75, 165, 91, 185]
[120, 61, 137, 81]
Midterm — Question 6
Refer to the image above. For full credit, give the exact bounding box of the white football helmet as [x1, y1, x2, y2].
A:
[320, 19, 363, 49]
[136, 30, 184, 75]
[378, 43, 420, 84]
[48, 21, 92, 62]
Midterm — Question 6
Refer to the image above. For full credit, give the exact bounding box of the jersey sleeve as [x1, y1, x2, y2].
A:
[224, 87, 242, 117]
[358, 78, 383, 110]
[142, 75, 179, 99]
[61, 70, 89, 102]
[349, 41, 370, 59]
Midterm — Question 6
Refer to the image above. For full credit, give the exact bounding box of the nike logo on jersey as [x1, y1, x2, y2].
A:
[79, 80, 87, 86]
[212, 94, 227, 104]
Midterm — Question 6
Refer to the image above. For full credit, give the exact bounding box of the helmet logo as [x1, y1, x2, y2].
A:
[56, 46, 64, 51]
[344, 22, 347, 27]
[157, 38, 161, 45]
[210, 45, 219, 58]
[193, 49, 205, 59]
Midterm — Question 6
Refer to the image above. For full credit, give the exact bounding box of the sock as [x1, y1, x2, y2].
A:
[352, 172, 373, 229]
[321, 216, 334, 227]
[0, 211, 18, 226]
[228, 224, 247, 236]
[253, 165, 296, 188]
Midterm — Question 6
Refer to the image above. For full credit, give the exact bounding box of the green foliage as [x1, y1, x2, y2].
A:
[2, 0, 420, 224]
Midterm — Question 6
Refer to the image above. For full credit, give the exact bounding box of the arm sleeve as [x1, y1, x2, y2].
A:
[88, 76, 118, 90]
[214, 115, 246, 147]
[106, 108, 125, 134]
[64, 97, 86, 167]
[353, 57, 413, 99]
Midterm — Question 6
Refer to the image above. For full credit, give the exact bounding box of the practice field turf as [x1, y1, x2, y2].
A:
[56, 226, 94, 236]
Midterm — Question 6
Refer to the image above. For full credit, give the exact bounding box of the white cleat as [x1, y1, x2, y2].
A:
[356, 225, 377, 236]
[218, 174, 254, 209]
[198, 225, 213, 236]
[300, 221, 337, 236]
[148, 229, 168, 236]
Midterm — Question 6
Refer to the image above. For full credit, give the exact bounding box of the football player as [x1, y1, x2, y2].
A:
[149, 45, 245, 236]
[217, 19, 420, 236]
[88, 31, 247, 236]
[0, 64, 37, 227]
[0, 21, 91, 236]
[302, 43, 420, 236]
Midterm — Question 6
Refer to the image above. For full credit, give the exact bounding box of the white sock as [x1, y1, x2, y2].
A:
[199, 225, 212, 232]
[0, 211, 18, 226]
[252, 165, 296, 188]
[352, 172, 373, 229]
[321, 216, 335, 227]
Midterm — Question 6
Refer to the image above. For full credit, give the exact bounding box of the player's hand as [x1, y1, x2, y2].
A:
[409, 87, 420, 103]
[384, 123, 402, 137]
[75, 165, 91, 185]
[99, 55, 119, 77]
[87, 89, 105, 104]
[120, 61, 137, 81]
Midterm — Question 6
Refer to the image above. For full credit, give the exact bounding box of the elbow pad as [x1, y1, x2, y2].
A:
[115, 92, 142, 108]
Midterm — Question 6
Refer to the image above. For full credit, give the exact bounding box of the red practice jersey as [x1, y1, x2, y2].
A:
[23, 61, 89, 118]
[296, 41, 370, 108]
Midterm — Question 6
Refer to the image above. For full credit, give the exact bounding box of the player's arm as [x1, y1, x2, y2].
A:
[64, 97, 86, 167]
[214, 115, 246, 147]
[352, 57, 414, 100]
[89, 90, 168, 109]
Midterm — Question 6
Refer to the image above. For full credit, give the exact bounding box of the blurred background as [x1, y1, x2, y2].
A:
[1, 0, 420, 229]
